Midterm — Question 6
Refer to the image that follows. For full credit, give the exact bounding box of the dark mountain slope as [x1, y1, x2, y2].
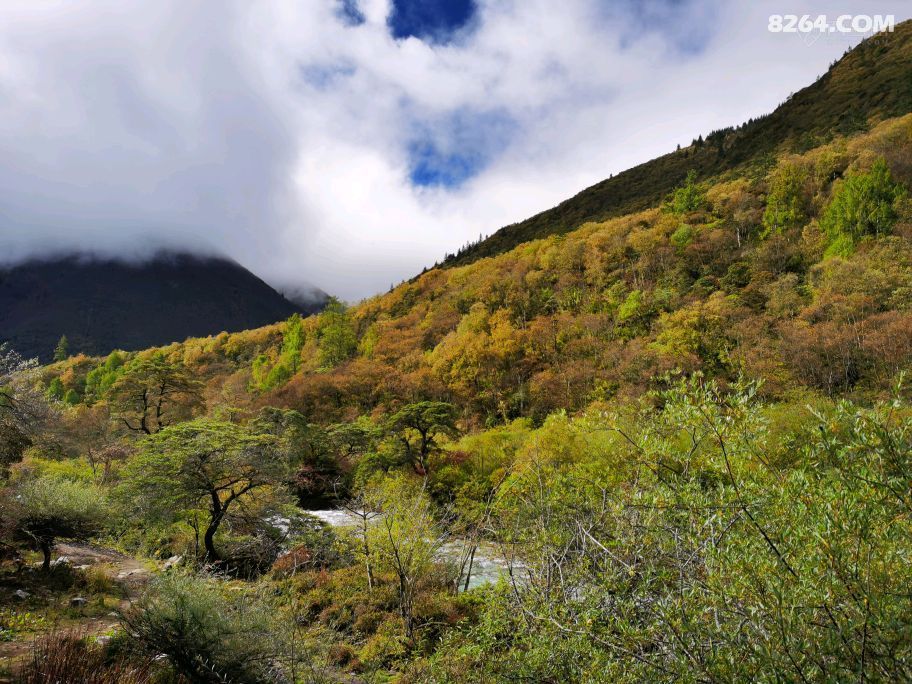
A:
[0, 253, 326, 361]
[446, 21, 912, 266]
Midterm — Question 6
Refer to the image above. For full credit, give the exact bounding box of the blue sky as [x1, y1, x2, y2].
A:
[0, 0, 910, 299]
[389, 0, 477, 43]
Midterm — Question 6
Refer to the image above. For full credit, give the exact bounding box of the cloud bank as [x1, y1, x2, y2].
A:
[0, 0, 908, 300]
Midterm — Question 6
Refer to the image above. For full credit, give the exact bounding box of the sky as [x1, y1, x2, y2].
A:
[0, 1, 909, 301]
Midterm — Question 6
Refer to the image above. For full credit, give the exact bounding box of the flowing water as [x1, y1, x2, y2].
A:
[306, 509, 516, 590]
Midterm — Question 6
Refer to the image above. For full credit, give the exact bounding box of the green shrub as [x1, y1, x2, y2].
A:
[122, 573, 288, 683]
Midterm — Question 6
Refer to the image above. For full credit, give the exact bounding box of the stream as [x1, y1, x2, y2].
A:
[306, 509, 515, 591]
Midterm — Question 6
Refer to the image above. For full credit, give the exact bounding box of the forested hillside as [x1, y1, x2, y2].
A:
[2, 26, 912, 684]
[38, 114, 912, 428]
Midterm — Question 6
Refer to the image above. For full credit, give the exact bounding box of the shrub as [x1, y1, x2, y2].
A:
[14, 630, 152, 684]
[122, 573, 288, 683]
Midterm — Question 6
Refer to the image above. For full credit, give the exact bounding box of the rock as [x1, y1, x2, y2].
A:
[52, 556, 71, 567]
[13, 589, 30, 600]
[162, 555, 183, 570]
[70, 596, 89, 607]
[75, 564, 92, 571]
[95, 635, 112, 646]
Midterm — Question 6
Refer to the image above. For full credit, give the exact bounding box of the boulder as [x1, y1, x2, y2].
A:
[162, 555, 183, 570]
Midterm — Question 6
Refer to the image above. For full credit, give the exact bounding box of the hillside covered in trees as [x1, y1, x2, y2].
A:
[2, 24, 912, 684]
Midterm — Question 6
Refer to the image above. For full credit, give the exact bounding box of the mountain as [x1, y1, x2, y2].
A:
[13, 18, 912, 683]
[446, 21, 912, 266]
[34, 24, 912, 423]
[0, 253, 327, 362]
[41, 112, 912, 423]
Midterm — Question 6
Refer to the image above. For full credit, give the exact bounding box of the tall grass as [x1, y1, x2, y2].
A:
[14, 630, 152, 684]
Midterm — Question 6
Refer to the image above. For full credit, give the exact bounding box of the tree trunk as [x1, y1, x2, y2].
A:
[203, 524, 220, 562]
[40, 540, 52, 572]
[362, 518, 374, 591]
[463, 545, 476, 592]
[205, 492, 225, 563]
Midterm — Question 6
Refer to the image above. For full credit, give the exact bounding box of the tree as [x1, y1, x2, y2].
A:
[53, 335, 69, 362]
[15, 476, 107, 570]
[84, 351, 126, 404]
[821, 157, 905, 253]
[281, 313, 305, 373]
[250, 315, 307, 391]
[316, 297, 357, 368]
[120, 419, 287, 562]
[109, 355, 202, 435]
[0, 345, 50, 468]
[340, 483, 383, 592]
[252, 407, 340, 505]
[46, 377, 65, 402]
[669, 170, 706, 214]
[63, 403, 129, 483]
[386, 401, 459, 477]
[369, 474, 448, 637]
[762, 161, 809, 234]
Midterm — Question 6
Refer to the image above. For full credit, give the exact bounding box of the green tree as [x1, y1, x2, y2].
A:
[84, 351, 126, 404]
[669, 170, 706, 214]
[821, 157, 905, 253]
[249, 315, 308, 392]
[119, 419, 287, 562]
[253, 407, 341, 505]
[762, 161, 809, 234]
[316, 297, 357, 368]
[368, 474, 447, 637]
[387, 401, 459, 476]
[15, 476, 107, 570]
[46, 377, 65, 402]
[109, 355, 202, 434]
[53, 335, 69, 362]
[281, 313, 305, 372]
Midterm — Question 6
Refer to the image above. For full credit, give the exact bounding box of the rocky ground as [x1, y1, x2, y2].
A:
[0, 543, 155, 680]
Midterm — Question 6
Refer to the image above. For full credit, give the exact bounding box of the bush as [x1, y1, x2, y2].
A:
[122, 573, 289, 683]
[14, 630, 152, 684]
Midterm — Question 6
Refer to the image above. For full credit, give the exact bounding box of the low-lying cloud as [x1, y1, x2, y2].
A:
[0, 0, 908, 300]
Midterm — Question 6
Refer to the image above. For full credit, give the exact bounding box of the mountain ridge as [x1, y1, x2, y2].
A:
[0, 252, 327, 362]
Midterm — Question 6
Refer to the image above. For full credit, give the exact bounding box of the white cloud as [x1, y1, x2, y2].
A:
[0, 0, 909, 300]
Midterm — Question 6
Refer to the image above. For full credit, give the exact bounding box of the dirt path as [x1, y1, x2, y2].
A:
[54, 542, 151, 588]
[0, 543, 154, 675]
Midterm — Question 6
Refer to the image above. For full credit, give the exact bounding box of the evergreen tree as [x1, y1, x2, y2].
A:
[53, 335, 69, 362]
